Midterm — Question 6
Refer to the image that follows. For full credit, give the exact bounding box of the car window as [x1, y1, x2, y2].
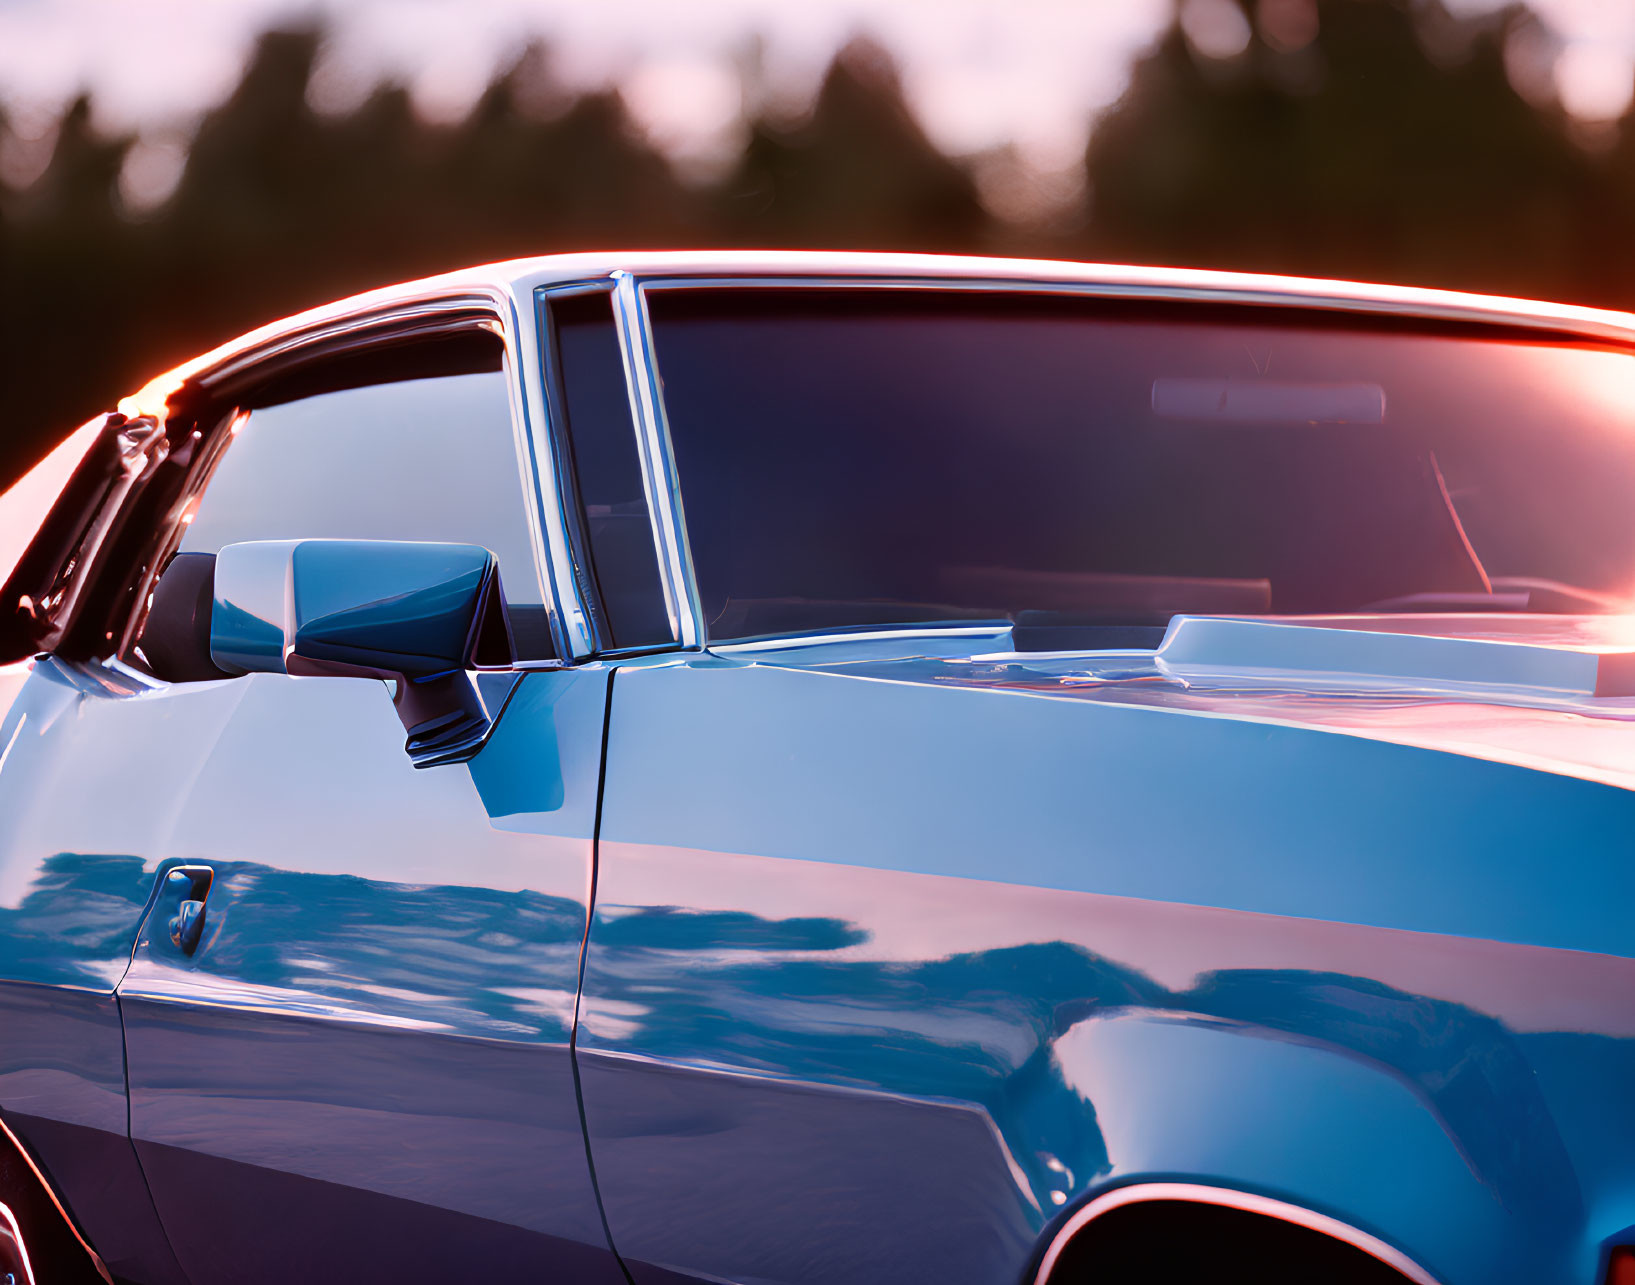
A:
[176, 329, 554, 659]
[545, 290, 672, 650]
[649, 288, 1635, 644]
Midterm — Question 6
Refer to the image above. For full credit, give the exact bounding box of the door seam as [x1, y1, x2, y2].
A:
[114, 991, 196, 1285]
[570, 666, 636, 1285]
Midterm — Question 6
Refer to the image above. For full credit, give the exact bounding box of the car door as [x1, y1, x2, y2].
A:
[0, 416, 193, 1285]
[102, 318, 624, 1283]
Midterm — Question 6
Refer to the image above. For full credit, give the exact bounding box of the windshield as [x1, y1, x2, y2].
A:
[648, 289, 1635, 647]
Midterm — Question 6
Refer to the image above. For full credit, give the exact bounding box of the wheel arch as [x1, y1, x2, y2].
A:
[1030, 1182, 1441, 1285]
[0, 1112, 111, 1285]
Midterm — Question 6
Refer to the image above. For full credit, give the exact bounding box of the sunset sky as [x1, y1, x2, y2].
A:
[0, 0, 1631, 183]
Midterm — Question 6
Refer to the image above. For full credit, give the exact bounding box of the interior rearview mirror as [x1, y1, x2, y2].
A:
[180, 538, 513, 766]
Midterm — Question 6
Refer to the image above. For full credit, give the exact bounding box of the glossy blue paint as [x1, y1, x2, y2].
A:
[211, 538, 500, 678]
[15, 256, 1635, 1285]
[593, 655, 1635, 954]
[113, 665, 622, 1282]
[0, 657, 217, 1285]
[575, 644, 1635, 1285]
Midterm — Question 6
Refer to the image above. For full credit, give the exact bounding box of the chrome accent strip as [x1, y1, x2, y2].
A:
[1031, 1183, 1440, 1285]
[714, 625, 1012, 655]
[502, 281, 595, 659]
[969, 649, 1155, 663]
[90, 656, 163, 692]
[533, 277, 628, 656]
[611, 272, 703, 649]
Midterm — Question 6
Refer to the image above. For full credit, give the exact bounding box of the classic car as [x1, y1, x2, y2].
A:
[0, 250, 1633, 1285]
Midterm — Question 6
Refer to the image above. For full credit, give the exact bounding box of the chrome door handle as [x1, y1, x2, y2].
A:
[163, 865, 214, 956]
[169, 900, 206, 954]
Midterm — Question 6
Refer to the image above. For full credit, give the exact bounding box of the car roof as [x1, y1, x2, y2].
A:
[121, 249, 1635, 418]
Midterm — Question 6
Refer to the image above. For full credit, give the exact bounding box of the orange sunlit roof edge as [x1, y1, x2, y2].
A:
[116, 251, 1635, 421]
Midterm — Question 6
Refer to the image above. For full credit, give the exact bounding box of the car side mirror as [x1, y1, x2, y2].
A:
[207, 538, 514, 766]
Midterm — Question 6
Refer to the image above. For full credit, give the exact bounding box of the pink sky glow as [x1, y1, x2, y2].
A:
[0, 0, 1631, 200]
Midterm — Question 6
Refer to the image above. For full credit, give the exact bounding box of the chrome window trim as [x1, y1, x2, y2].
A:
[631, 269, 1635, 348]
[533, 280, 612, 653]
[621, 257, 1635, 347]
[533, 276, 690, 658]
[502, 281, 597, 659]
[613, 271, 703, 650]
[712, 625, 1012, 655]
[488, 295, 558, 657]
[124, 257, 1635, 403]
[1030, 1182, 1441, 1285]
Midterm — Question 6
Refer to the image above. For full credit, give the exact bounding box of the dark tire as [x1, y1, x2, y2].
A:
[1044, 1199, 1417, 1285]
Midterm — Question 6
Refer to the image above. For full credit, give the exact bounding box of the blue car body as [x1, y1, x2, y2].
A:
[0, 252, 1633, 1284]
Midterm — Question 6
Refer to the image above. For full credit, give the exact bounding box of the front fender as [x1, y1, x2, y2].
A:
[1024, 1008, 1563, 1285]
[583, 659, 1635, 1285]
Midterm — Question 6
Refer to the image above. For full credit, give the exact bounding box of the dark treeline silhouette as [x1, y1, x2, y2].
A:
[3, 0, 1635, 483]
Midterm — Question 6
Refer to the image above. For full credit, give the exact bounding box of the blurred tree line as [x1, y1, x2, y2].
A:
[1, 0, 1633, 483]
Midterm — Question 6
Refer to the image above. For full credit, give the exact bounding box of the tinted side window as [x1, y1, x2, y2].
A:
[649, 289, 1635, 643]
[546, 291, 672, 650]
[178, 331, 554, 659]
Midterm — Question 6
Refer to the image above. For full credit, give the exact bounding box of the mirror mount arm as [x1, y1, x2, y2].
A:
[395, 671, 491, 767]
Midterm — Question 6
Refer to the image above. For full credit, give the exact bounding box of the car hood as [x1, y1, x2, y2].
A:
[726, 613, 1635, 793]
